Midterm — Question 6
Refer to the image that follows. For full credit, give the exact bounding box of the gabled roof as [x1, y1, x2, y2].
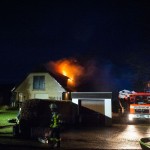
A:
[13, 64, 73, 92]
[32, 64, 69, 89]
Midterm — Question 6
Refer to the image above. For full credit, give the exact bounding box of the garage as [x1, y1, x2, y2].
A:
[71, 92, 112, 126]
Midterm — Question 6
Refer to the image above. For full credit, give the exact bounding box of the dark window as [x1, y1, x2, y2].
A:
[33, 76, 45, 90]
[135, 109, 149, 113]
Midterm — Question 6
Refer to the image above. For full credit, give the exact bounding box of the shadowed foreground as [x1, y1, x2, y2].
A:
[0, 123, 147, 150]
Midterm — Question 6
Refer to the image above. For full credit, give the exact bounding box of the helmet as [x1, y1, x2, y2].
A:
[49, 103, 57, 109]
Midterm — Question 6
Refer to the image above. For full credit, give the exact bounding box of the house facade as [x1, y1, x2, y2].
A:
[12, 66, 69, 106]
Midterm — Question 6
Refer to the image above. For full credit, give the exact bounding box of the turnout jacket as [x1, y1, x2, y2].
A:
[50, 112, 62, 128]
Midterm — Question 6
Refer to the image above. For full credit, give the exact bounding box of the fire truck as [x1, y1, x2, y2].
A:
[118, 90, 150, 122]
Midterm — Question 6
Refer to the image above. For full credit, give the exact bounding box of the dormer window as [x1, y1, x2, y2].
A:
[33, 76, 45, 90]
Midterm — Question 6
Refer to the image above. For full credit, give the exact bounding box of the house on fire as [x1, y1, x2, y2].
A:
[11, 65, 113, 126]
[12, 65, 71, 106]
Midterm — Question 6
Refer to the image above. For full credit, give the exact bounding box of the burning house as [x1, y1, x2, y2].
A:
[12, 65, 72, 106]
[12, 58, 112, 126]
[12, 58, 84, 106]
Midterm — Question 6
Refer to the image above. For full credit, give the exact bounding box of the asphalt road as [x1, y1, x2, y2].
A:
[61, 123, 149, 149]
[0, 122, 149, 149]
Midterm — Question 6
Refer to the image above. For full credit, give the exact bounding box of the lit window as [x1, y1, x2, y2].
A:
[33, 76, 45, 90]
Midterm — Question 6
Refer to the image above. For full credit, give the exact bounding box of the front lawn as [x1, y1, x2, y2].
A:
[0, 109, 18, 134]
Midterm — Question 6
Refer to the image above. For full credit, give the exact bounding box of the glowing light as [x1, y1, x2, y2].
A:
[117, 124, 144, 146]
[62, 70, 67, 76]
[128, 114, 134, 121]
[47, 58, 84, 88]
[68, 78, 75, 87]
[68, 78, 73, 82]
[130, 105, 134, 109]
[125, 125, 141, 140]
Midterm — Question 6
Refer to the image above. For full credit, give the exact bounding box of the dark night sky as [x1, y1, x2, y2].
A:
[0, 0, 150, 92]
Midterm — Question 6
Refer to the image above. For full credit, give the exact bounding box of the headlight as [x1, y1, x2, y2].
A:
[128, 114, 134, 121]
[130, 105, 134, 109]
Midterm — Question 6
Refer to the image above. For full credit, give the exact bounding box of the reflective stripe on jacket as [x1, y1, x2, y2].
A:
[50, 112, 61, 128]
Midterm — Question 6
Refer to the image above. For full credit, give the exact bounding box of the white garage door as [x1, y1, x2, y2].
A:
[35, 94, 49, 99]
[81, 100, 104, 114]
[80, 99, 105, 125]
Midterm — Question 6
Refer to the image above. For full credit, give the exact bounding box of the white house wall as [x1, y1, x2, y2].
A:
[15, 73, 66, 101]
[104, 99, 112, 121]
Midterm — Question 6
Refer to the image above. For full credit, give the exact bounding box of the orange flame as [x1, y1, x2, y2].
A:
[47, 58, 84, 88]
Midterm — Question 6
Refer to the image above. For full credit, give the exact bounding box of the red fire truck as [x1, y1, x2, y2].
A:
[119, 90, 150, 122]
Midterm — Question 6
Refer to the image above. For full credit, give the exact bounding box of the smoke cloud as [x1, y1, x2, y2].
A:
[46, 58, 133, 92]
[46, 58, 85, 88]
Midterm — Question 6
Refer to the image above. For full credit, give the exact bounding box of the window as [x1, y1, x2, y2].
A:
[33, 76, 45, 90]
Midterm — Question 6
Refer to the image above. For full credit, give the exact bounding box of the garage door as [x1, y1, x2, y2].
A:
[80, 99, 105, 125]
[35, 94, 49, 99]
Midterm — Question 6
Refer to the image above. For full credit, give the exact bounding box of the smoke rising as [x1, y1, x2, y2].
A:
[46, 58, 85, 88]
[46, 58, 133, 92]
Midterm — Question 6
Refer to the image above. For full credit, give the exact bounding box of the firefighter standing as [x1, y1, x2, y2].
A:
[49, 103, 62, 148]
[16, 107, 21, 124]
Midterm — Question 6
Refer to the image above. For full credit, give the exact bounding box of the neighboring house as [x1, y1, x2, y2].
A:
[12, 65, 70, 106]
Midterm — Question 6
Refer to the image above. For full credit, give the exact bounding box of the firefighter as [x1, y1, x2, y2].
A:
[12, 107, 22, 137]
[16, 107, 21, 124]
[49, 103, 62, 148]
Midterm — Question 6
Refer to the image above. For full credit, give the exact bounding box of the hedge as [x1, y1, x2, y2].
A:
[19, 99, 78, 138]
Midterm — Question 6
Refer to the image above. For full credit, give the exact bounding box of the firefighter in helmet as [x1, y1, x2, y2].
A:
[49, 103, 62, 148]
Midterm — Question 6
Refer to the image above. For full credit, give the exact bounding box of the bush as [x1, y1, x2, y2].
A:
[6, 106, 19, 110]
[0, 105, 9, 110]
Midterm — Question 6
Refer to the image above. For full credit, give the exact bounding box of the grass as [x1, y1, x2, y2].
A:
[0, 109, 18, 134]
